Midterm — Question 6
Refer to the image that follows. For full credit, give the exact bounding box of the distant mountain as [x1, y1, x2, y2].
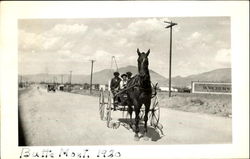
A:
[171, 68, 231, 87]
[84, 66, 231, 87]
[82, 65, 168, 85]
[19, 67, 231, 87]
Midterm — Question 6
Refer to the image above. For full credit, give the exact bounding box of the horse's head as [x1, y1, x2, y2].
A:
[137, 48, 150, 76]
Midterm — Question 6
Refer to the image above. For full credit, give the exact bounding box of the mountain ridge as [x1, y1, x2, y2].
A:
[19, 66, 231, 87]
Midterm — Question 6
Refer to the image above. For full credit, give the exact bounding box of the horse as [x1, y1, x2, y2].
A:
[126, 48, 152, 141]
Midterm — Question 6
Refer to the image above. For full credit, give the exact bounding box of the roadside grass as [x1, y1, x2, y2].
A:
[158, 92, 232, 117]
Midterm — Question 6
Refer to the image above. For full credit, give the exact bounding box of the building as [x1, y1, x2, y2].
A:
[191, 81, 231, 94]
[99, 84, 108, 91]
[159, 86, 178, 92]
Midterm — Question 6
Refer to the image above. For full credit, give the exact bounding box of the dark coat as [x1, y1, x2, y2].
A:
[110, 77, 121, 90]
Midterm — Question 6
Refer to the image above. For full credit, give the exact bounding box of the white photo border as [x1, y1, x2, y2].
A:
[1, 1, 249, 159]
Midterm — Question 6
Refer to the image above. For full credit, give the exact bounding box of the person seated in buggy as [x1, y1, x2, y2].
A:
[110, 72, 121, 109]
[126, 71, 133, 80]
[116, 73, 129, 108]
[120, 73, 128, 89]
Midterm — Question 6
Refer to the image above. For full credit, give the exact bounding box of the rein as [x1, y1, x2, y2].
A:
[113, 77, 158, 99]
[114, 83, 138, 97]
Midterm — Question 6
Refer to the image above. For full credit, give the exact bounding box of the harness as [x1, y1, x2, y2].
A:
[113, 75, 158, 98]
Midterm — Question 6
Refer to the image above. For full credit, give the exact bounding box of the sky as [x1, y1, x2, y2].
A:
[18, 17, 231, 78]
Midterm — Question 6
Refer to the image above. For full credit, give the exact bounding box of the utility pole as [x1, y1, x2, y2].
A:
[61, 75, 64, 84]
[164, 21, 178, 97]
[45, 66, 49, 84]
[111, 56, 118, 72]
[20, 74, 23, 87]
[69, 71, 72, 84]
[68, 71, 72, 92]
[89, 60, 95, 94]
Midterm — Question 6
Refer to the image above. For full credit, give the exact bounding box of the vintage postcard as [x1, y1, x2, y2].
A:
[1, 1, 249, 159]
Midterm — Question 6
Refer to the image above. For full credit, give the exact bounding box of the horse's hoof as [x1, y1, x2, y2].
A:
[134, 135, 140, 141]
[132, 125, 136, 130]
[157, 123, 163, 130]
[143, 135, 149, 141]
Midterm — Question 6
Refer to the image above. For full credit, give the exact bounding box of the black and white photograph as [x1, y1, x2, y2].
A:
[18, 17, 232, 146]
[1, 2, 249, 159]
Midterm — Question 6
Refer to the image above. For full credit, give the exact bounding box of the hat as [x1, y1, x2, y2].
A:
[121, 74, 127, 78]
[113, 72, 120, 76]
[126, 72, 132, 76]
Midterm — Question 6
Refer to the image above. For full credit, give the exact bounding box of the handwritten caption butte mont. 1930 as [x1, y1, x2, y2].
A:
[20, 148, 121, 158]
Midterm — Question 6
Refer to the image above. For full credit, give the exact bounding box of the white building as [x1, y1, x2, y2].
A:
[99, 84, 106, 91]
[159, 87, 177, 92]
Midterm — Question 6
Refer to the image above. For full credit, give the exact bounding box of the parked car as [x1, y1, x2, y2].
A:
[47, 84, 56, 92]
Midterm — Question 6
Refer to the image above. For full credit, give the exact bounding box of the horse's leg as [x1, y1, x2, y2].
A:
[127, 105, 133, 130]
[134, 104, 142, 141]
[126, 97, 133, 130]
[142, 100, 151, 140]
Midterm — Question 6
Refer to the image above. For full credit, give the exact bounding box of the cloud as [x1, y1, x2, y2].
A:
[58, 50, 71, 56]
[122, 18, 168, 49]
[191, 32, 201, 39]
[19, 18, 231, 76]
[128, 18, 165, 33]
[114, 38, 128, 46]
[19, 23, 88, 52]
[182, 31, 215, 51]
[215, 49, 231, 64]
[43, 37, 61, 50]
[49, 24, 88, 35]
[19, 30, 46, 51]
[94, 50, 112, 59]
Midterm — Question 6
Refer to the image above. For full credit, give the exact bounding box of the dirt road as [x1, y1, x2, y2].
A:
[18, 86, 232, 146]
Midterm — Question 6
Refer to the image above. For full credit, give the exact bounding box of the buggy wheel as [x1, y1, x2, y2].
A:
[106, 91, 112, 127]
[149, 95, 160, 129]
[99, 89, 106, 120]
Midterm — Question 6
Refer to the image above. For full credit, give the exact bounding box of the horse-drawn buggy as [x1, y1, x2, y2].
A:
[99, 48, 163, 141]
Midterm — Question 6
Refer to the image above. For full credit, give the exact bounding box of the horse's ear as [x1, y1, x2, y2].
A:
[146, 49, 150, 56]
[137, 48, 140, 56]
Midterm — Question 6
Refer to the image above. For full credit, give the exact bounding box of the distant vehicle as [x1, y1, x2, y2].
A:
[47, 84, 56, 92]
[177, 87, 191, 93]
[58, 85, 64, 91]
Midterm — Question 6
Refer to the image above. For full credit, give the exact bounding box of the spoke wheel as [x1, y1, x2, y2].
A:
[149, 95, 160, 128]
[99, 89, 106, 120]
[106, 91, 112, 127]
